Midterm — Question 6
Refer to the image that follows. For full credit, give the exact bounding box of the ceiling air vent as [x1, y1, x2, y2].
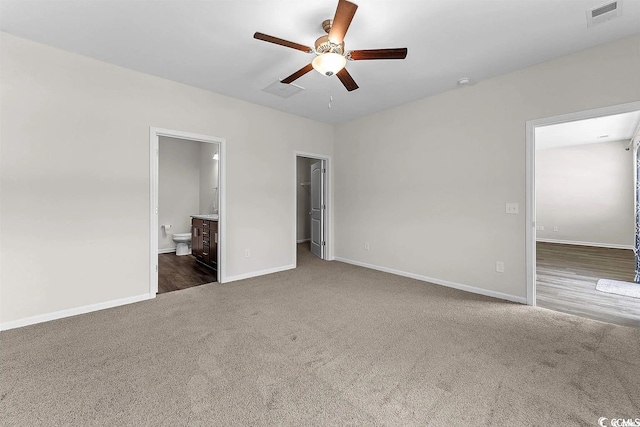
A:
[587, 1, 622, 27]
[261, 80, 304, 98]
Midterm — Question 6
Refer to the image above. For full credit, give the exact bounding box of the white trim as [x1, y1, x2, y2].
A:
[335, 257, 526, 304]
[536, 238, 633, 250]
[293, 151, 334, 267]
[150, 129, 158, 296]
[224, 264, 295, 283]
[296, 238, 310, 243]
[0, 294, 153, 331]
[158, 247, 177, 254]
[526, 119, 536, 306]
[525, 101, 640, 306]
[150, 127, 227, 292]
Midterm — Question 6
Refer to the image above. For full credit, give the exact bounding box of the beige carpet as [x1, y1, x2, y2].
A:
[1, 245, 639, 426]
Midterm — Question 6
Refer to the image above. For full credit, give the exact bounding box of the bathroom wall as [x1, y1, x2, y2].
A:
[199, 142, 219, 215]
[158, 136, 201, 252]
[296, 157, 312, 242]
[536, 139, 634, 248]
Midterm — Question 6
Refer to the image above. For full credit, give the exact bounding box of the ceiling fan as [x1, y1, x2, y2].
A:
[253, 0, 408, 92]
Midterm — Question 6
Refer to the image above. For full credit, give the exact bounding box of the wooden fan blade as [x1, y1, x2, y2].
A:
[253, 32, 313, 53]
[348, 48, 408, 61]
[281, 64, 314, 84]
[336, 68, 359, 92]
[328, 0, 358, 45]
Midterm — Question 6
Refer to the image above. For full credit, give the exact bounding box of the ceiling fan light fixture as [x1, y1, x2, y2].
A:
[254, 0, 406, 91]
[312, 52, 346, 76]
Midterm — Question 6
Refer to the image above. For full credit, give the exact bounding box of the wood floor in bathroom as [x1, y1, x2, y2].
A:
[158, 252, 217, 294]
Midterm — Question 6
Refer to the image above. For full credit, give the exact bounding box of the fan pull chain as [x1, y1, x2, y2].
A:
[328, 84, 333, 109]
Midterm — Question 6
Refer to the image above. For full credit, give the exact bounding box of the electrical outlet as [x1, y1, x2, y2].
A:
[539, 225, 544, 231]
[364, 242, 370, 250]
[496, 261, 505, 273]
[553, 226, 558, 232]
[245, 249, 250, 258]
[505, 203, 519, 214]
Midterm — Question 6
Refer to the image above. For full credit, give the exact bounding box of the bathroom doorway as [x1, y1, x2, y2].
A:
[150, 128, 226, 296]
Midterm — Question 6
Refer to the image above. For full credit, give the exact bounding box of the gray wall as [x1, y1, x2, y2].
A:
[536, 140, 634, 248]
[2, 29, 639, 326]
[334, 35, 640, 301]
[0, 32, 334, 325]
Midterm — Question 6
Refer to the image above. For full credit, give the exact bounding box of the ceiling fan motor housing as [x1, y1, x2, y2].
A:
[315, 35, 345, 56]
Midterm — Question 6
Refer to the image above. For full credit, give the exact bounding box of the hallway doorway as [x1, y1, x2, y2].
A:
[526, 101, 640, 326]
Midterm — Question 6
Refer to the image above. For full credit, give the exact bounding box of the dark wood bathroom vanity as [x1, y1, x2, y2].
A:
[191, 216, 218, 274]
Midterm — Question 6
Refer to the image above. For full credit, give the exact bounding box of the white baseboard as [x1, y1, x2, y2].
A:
[224, 264, 295, 283]
[536, 238, 633, 250]
[334, 257, 526, 304]
[0, 293, 154, 331]
[297, 239, 310, 243]
[158, 247, 176, 254]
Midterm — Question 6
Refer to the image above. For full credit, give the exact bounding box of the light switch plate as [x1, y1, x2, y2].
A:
[506, 203, 519, 214]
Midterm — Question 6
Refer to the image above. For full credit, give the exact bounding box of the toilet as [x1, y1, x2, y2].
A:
[172, 233, 192, 256]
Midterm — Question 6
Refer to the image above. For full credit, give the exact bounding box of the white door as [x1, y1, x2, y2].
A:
[310, 160, 325, 259]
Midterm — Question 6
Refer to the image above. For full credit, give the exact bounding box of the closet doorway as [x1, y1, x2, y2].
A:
[294, 152, 331, 264]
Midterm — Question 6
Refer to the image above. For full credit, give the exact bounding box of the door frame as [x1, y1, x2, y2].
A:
[525, 100, 640, 305]
[150, 127, 227, 295]
[293, 151, 333, 265]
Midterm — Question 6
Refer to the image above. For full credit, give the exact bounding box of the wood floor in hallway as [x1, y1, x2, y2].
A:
[536, 242, 640, 327]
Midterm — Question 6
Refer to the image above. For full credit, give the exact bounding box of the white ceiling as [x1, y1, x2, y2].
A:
[535, 110, 640, 150]
[1, 0, 639, 124]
